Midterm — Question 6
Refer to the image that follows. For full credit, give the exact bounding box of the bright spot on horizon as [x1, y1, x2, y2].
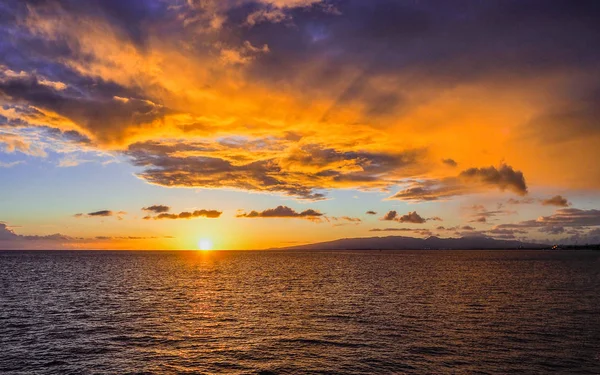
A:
[198, 239, 213, 251]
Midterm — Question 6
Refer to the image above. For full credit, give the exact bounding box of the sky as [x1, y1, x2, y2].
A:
[1, 0, 600, 250]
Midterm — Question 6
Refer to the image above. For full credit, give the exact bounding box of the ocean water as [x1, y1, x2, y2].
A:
[1, 250, 599, 374]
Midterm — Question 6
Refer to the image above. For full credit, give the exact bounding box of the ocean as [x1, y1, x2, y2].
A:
[1, 250, 599, 374]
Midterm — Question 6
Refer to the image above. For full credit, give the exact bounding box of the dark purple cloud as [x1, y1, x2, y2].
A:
[391, 164, 528, 201]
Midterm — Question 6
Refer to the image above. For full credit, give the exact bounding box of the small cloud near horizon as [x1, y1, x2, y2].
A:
[73, 210, 127, 219]
[237, 206, 323, 220]
[442, 158, 458, 167]
[542, 195, 571, 207]
[381, 210, 441, 224]
[142, 205, 171, 213]
[145, 209, 222, 220]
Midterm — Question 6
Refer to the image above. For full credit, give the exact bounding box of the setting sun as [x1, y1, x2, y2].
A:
[198, 239, 213, 251]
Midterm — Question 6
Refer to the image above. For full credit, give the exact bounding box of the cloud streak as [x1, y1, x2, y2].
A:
[0, 222, 174, 250]
[145, 210, 222, 220]
[73, 210, 127, 219]
[88, 210, 113, 217]
[496, 208, 600, 231]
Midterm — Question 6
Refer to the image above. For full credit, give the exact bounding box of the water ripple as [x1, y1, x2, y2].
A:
[1, 250, 599, 374]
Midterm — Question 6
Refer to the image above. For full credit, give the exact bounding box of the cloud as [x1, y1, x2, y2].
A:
[0, 73, 170, 145]
[329, 216, 362, 226]
[0, 119, 112, 167]
[397, 211, 427, 224]
[218, 41, 270, 65]
[145, 210, 222, 220]
[460, 164, 527, 194]
[366, 210, 377, 215]
[380, 210, 439, 224]
[442, 158, 457, 167]
[142, 205, 171, 214]
[1, 223, 76, 243]
[468, 205, 517, 223]
[542, 195, 571, 207]
[245, 8, 288, 27]
[432, 225, 530, 240]
[58, 155, 91, 168]
[507, 198, 535, 205]
[173, 0, 325, 33]
[369, 227, 433, 236]
[533, 208, 600, 227]
[382, 210, 399, 221]
[0, 160, 23, 168]
[237, 205, 323, 219]
[557, 228, 600, 245]
[496, 208, 600, 230]
[539, 226, 565, 235]
[0, 223, 18, 240]
[0, 0, 599, 201]
[73, 210, 126, 219]
[339, 216, 361, 222]
[390, 164, 528, 202]
[93, 235, 174, 240]
[488, 228, 527, 236]
[0, 132, 47, 157]
[87, 210, 113, 217]
[0, 222, 173, 250]
[127, 141, 424, 200]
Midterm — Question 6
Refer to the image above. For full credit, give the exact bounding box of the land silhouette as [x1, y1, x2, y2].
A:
[273, 235, 550, 250]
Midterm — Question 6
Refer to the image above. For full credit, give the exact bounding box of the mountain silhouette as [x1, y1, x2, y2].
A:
[273, 236, 547, 250]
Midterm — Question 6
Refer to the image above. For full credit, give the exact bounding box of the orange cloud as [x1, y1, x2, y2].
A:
[2, 0, 600, 205]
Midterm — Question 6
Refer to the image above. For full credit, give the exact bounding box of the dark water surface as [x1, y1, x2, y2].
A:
[1, 250, 599, 374]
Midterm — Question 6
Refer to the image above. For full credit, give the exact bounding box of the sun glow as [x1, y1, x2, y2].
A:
[198, 239, 213, 251]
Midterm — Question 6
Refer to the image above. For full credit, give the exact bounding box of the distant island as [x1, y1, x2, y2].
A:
[272, 236, 550, 251]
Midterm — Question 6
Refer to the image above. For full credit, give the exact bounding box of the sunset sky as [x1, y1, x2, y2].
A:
[1, 0, 600, 250]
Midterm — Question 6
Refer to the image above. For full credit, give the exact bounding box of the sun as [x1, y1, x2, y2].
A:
[198, 239, 213, 251]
